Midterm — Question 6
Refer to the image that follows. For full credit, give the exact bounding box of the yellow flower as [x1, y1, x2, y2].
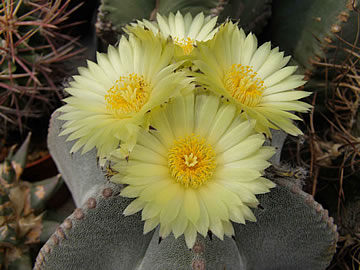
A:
[110, 91, 275, 248]
[193, 22, 312, 136]
[57, 32, 192, 159]
[127, 11, 218, 56]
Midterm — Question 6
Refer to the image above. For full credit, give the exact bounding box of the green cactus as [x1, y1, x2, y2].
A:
[269, 1, 360, 268]
[270, 0, 359, 74]
[96, 0, 155, 44]
[0, 134, 64, 270]
[0, 0, 84, 137]
[95, 0, 272, 44]
[32, 112, 338, 270]
[217, 0, 272, 34]
[156, 0, 218, 17]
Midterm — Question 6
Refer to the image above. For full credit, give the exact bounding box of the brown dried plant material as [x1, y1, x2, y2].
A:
[6, 246, 26, 265]
[21, 213, 43, 244]
[287, 8, 360, 268]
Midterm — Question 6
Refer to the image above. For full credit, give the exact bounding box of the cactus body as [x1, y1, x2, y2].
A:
[34, 112, 338, 270]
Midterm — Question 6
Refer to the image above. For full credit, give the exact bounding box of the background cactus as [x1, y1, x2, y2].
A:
[0, 0, 85, 138]
[32, 112, 338, 270]
[95, 0, 272, 45]
[269, 0, 360, 267]
[270, 0, 358, 73]
[0, 133, 66, 269]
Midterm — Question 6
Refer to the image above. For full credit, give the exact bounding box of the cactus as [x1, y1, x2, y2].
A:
[216, 0, 272, 34]
[0, 0, 84, 137]
[95, 0, 272, 44]
[96, 0, 155, 44]
[0, 133, 64, 269]
[269, 1, 360, 268]
[270, 0, 359, 74]
[31, 112, 338, 270]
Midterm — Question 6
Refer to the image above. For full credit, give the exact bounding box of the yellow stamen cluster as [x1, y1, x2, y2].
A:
[224, 64, 264, 107]
[105, 73, 150, 118]
[168, 134, 216, 188]
[173, 37, 195, 55]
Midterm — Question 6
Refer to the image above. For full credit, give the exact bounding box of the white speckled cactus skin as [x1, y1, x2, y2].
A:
[32, 112, 337, 270]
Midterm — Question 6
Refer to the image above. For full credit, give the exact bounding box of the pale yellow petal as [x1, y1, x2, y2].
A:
[144, 216, 160, 234]
[188, 12, 205, 38]
[222, 220, 235, 236]
[215, 119, 256, 153]
[263, 66, 298, 87]
[172, 206, 188, 238]
[219, 134, 265, 163]
[184, 189, 200, 224]
[194, 93, 221, 137]
[159, 223, 172, 238]
[130, 144, 167, 165]
[159, 188, 184, 225]
[123, 199, 146, 216]
[184, 223, 197, 248]
[142, 201, 162, 220]
[249, 42, 271, 72]
[126, 164, 168, 177]
[207, 103, 236, 145]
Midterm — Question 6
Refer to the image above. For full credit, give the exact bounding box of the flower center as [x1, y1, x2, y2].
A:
[173, 37, 195, 55]
[224, 64, 265, 107]
[168, 134, 216, 188]
[104, 73, 150, 118]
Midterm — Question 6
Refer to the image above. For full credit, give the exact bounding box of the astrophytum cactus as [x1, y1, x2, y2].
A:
[32, 112, 338, 270]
